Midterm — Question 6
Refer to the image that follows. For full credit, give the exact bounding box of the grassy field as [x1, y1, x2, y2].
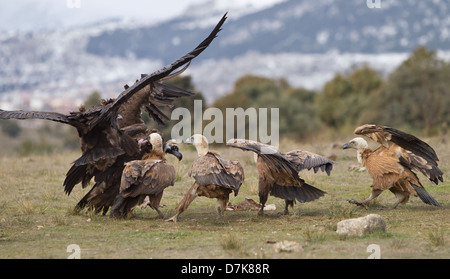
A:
[0, 137, 448, 259]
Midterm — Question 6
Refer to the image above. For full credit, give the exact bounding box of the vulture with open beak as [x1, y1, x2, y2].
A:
[0, 13, 227, 212]
[166, 134, 244, 222]
[342, 124, 442, 209]
[226, 139, 335, 216]
[110, 133, 176, 219]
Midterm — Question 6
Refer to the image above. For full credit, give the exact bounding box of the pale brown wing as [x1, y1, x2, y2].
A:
[217, 158, 245, 195]
[355, 124, 443, 184]
[120, 159, 175, 198]
[188, 152, 244, 194]
[283, 150, 335, 175]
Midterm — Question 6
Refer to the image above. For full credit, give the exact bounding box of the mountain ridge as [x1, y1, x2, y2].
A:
[1, 0, 449, 109]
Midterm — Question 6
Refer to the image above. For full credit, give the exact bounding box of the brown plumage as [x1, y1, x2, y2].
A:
[166, 134, 244, 222]
[354, 124, 443, 185]
[227, 139, 334, 215]
[0, 13, 227, 210]
[110, 133, 176, 219]
[343, 132, 441, 208]
[74, 131, 182, 215]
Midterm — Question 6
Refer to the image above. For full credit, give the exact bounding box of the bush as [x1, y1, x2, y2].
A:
[16, 139, 54, 156]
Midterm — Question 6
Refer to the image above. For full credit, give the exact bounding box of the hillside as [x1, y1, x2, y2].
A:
[1, 0, 450, 107]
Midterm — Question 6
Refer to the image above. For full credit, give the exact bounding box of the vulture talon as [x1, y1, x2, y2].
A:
[347, 199, 368, 209]
[165, 215, 178, 223]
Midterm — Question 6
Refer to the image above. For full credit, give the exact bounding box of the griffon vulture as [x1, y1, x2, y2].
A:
[110, 133, 176, 219]
[354, 124, 443, 185]
[343, 124, 442, 208]
[166, 134, 244, 222]
[0, 13, 227, 209]
[74, 130, 182, 215]
[226, 139, 334, 216]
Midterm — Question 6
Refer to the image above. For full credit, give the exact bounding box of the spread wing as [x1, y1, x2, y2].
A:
[226, 139, 300, 182]
[89, 13, 227, 129]
[188, 152, 244, 194]
[355, 124, 443, 184]
[120, 159, 176, 198]
[0, 109, 75, 126]
[283, 150, 335, 175]
[118, 70, 195, 128]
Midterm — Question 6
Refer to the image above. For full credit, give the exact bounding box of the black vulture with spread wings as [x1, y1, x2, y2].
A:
[0, 13, 227, 213]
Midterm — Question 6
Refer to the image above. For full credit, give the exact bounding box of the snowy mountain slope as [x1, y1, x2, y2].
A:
[86, 0, 450, 63]
[1, 0, 450, 110]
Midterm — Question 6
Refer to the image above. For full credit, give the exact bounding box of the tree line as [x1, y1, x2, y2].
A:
[1, 46, 449, 155]
[160, 46, 450, 142]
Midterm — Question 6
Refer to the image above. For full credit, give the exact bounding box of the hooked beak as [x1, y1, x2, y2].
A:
[342, 143, 351, 150]
[166, 148, 183, 161]
[185, 137, 193, 144]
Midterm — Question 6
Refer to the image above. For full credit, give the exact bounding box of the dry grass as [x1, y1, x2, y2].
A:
[0, 137, 449, 259]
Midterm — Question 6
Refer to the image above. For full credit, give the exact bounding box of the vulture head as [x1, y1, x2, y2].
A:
[149, 133, 164, 152]
[342, 137, 369, 163]
[185, 134, 209, 156]
[164, 139, 183, 161]
[342, 137, 368, 151]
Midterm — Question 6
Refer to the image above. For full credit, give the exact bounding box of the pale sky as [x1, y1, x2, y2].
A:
[0, 0, 207, 31]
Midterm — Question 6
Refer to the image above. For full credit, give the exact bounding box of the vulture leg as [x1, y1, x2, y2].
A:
[283, 200, 295, 215]
[389, 188, 410, 209]
[166, 182, 199, 223]
[347, 188, 383, 209]
[216, 198, 228, 217]
[258, 194, 268, 216]
[257, 178, 270, 216]
[155, 207, 166, 219]
[150, 192, 166, 219]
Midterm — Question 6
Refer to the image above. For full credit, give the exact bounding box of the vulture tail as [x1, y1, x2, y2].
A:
[270, 183, 326, 203]
[410, 184, 441, 207]
[76, 188, 112, 215]
[110, 195, 142, 219]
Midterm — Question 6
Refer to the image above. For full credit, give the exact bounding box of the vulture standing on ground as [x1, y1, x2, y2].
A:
[74, 131, 182, 215]
[166, 134, 244, 222]
[226, 139, 334, 216]
[0, 13, 227, 212]
[342, 124, 443, 208]
[110, 133, 176, 219]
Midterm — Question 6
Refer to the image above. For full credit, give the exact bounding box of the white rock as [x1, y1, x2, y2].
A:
[336, 214, 386, 237]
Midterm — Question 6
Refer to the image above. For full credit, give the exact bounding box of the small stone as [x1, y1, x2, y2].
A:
[336, 214, 386, 237]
